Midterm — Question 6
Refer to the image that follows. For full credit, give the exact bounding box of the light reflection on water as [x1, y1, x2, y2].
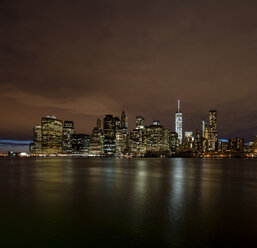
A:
[0, 158, 256, 247]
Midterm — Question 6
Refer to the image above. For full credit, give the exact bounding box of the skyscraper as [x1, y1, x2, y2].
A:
[184, 131, 194, 150]
[89, 118, 104, 156]
[30, 125, 42, 154]
[72, 134, 90, 155]
[41, 116, 63, 154]
[169, 132, 178, 152]
[145, 121, 170, 156]
[120, 110, 128, 129]
[103, 115, 119, 156]
[175, 99, 183, 144]
[201, 120, 205, 138]
[228, 137, 244, 152]
[136, 116, 145, 129]
[208, 110, 218, 151]
[116, 110, 129, 156]
[130, 116, 146, 156]
[62, 121, 75, 154]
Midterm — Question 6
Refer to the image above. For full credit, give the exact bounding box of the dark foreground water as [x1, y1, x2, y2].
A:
[0, 158, 256, 247]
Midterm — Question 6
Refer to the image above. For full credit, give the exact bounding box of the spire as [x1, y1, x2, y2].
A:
[178, 99, 181, 112]
[97, 118, 101, 129]
[121, 109, 126, 119]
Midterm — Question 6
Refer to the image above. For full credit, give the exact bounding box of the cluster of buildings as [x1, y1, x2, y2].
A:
[29, 101, 257, 158]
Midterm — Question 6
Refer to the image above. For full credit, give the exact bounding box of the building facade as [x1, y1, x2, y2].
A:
[175, 100, 183, 144]
[208, 110, 217, 151]
[72, 134, 90, 155]
[30, 125, 42, 154]
[145, 121, 170, 156]
[62, 121, 75, 154]
[103, 115, 118, 156]
[41, 116, 63, 154]
[115, 110, 129, 156]
[89, 118, 104, 156]
[129, 116, 146, 156]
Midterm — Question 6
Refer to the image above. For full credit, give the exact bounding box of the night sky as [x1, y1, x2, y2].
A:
[1, 0, 257, 152]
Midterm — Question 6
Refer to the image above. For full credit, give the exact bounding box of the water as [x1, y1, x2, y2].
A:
[0, 158, 256, 247]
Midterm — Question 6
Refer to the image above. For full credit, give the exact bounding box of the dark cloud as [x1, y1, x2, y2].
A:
[0, 0, 257, 147]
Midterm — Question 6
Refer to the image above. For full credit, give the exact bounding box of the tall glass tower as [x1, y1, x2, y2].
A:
[208, 110, 217, 150]
[175, 100, 183, 144]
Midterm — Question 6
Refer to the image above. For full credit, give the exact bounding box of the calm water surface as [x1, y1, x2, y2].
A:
[0, 158, 256, 247]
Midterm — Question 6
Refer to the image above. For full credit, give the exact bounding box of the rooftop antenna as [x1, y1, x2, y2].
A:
[178, 99, 180, 112]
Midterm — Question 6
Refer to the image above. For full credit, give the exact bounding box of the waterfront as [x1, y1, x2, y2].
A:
[0, 158, 256, 247]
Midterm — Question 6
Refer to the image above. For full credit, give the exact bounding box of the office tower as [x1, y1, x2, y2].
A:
[116, 110, 129, 156]
[115, 128, 128, 155]
[201, 120, 205, 138]
[204, 125, 209, 140]
[130, 116, 146, 156]
[130, 129, 146, 156]
[145, 121, 169, 156]
[120, 110, 128, 129]
[62, 121, 75, 154]
[175, 99, 183, 144]
[103, 115, 119, 156]
[193, 129, 201, 152]
[164, 129, 171, 154]
[201, 138, 208, 153]
[217, 140, 222, 153]
[222, 141, 228, 151]
[72, 134, 90, 155]
[208, 110, 218, 151]
[30, 125, 42, 154]
[136, 116, 145, 129]
[89, 118, 104, 156]
[169, 132, 178, 152]
[41, 116, 63, 154]
[184, 131, 193, 140]
[228, 137, 244, 152]
[184, 131, 194, 150]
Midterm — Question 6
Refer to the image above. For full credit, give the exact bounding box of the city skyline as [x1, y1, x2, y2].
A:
[2, 103, 256, 155]
[0, 104, 256, 153]
[0, 102, 256, 153]
[1, 1, 257, 150]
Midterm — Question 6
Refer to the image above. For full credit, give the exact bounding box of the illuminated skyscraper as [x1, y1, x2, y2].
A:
[120, 110, 128, 129]
[184, 131, 194, 150]
[201, 120, 205, 138]
[41, 116, 63, 154]
[116, 110, 129, 156]
[208, 110, 218, 151]
[130, 116, 146, 156]
[136, 116, 145, 129]
[103, 115, 119, 156]
[145, 121, 170, 156]
[204, 125, 209, 140]
[116, 129, 128, 155]
[175, 99, 183, 144]
[30, 125, 42, 154]
[62, 121, 75, 154]
[169, 132, 178, 152]
[89, 118, 104, 156]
